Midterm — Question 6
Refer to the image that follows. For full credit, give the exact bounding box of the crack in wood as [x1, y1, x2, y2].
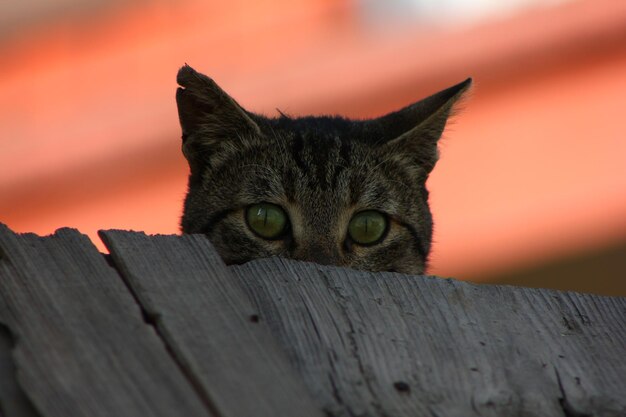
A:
[0, 226, 212, 416]
[554, 367, 591, 417]
[320, 269, 391, 417]
[327, 373, 356, 417]
[569, 300, 591, 326]
[99, 230, 322, 417]
[469, 394, 482, 417]
[100, 251, 221, 417]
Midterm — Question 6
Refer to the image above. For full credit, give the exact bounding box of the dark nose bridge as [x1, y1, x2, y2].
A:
[295, 193, 343, 265]
[293, 228, 342, 265]
[294, 241, 342, 266]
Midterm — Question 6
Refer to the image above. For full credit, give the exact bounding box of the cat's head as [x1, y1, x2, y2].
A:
[177, 65, 470, 274]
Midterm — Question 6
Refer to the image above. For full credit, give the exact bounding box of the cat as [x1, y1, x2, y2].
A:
[176, 64, 471, 274]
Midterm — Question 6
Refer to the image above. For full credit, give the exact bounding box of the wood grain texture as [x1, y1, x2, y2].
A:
[3, 225, 624, 417]
[0, 323, 39, 417]
[100, 230, 323, 417]
[231, 257, 626, 417]
[0, 225, 210, 417]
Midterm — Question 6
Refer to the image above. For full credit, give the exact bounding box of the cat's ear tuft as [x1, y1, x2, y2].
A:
[176, 65, 260, 170]
[377, 78, 472, 173]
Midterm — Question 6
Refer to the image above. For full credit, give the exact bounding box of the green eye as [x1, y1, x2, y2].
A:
[348, 210, 388, 245]
[246, 203, 288, 239]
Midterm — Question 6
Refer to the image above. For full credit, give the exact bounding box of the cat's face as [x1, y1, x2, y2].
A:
[177, 65, 470, 274]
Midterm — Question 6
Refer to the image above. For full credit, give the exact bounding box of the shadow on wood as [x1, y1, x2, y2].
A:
[0, 224, 624, 417]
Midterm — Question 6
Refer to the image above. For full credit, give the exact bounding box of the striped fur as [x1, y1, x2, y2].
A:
[177, 65, 471, 274]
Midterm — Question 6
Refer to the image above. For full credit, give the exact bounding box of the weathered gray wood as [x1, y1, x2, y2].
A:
[0, 225, 210, 417]
[100, 230, 323, 417]
[0, 323, 39, 417]
[232, 257, 626, 417]
[3, 226, 624, 417]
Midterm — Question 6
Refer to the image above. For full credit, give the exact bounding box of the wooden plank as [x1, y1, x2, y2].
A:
[0, 224, 210, 417]
[0, 323, 39, 417]
[232, 257, 626, 417]
[99, 230, 323, 417]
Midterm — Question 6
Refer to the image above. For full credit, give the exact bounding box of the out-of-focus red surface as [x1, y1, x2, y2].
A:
[1, 0, 625, 280]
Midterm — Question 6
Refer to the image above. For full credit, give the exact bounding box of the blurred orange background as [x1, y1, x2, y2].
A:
[1, 0, 624, 294]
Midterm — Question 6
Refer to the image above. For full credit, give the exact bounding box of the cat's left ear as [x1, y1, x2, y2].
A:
[176, 65, 261, 172]
[375, 78, 472, 173]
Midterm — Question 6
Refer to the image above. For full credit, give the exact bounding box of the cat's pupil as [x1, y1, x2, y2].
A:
[246, 203, 287, 239]
[348, 211, 387, 246]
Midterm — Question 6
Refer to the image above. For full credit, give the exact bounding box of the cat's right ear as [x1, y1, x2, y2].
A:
[176, 65, 260, 171]
[374, 78, 472, 174]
